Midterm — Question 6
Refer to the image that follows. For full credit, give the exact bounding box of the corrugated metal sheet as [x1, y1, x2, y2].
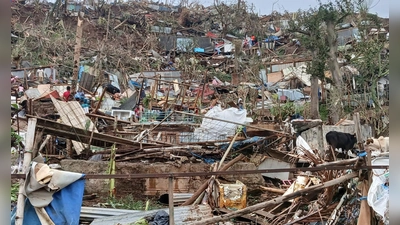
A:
[151, 26, 172, 34]
[147, 4, 179, 12]
[119, 90, 139, 110]
[129, 71, 181, 88]
[158, 36, 213, 52]
[158, 193, 194, 205]
[80, 207, 141, 221]
[11, 71, 25, 78]
[282, 65, 314, 86]
[90, 205, 212, 225]
[79, 73, 95, 91]
[25, 88, 41, 99]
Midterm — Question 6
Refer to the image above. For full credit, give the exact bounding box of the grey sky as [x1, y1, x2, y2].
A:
[197, 0, 389, 18]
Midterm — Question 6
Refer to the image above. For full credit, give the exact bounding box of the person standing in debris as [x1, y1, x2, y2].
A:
[63, 86, 71, 102]
[251, 35, 258, 47]
[214, 41, 221, 55]
[37, 69, 44, 83]
[18, 84, 24, 97]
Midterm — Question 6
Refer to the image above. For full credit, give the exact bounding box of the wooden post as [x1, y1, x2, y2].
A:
[180, 85, 187, 110]
[168, 176, 175, 225]
[94, 87, 107, 113]
[163, 84, 171, 111]
[71, 12, 84, 93]
[66, 139, 72, 157]
[200, 74, 207, 105]
[353, 112, 373, 223]
[261, 84, 265, 110]
[15, 118, 37, 225]
[38, 135, 52, 154]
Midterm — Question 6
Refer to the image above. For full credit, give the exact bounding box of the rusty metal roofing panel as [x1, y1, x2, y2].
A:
[89, 204, 212, 225]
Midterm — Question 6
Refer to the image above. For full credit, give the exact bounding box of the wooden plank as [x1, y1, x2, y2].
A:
[72, 13, 84, 92]
[15, 118, 37, 225]
[168, 177, 175, 225]
[86, 113, 131, 124]
[219, 208, 269, 225]
[28, 115, 159, 148]
[254, 210, 276, 220]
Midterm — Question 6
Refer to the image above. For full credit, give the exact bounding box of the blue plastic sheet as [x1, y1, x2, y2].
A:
[219, 136, 266, 151]
[11, 175, 85, 225]
[78, 65, 84, 82]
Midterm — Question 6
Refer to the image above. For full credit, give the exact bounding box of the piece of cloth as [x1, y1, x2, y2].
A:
[11, 177, 85, 225]
[23, 162, 83, 207]
[74, 91, 85, 101]
[149, 210, 169, 225]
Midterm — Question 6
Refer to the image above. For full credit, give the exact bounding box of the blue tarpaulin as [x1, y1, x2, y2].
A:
[78, 65, 84, 82]
[264, 36, 280, 42]
[11, 175, 85, 225]
[219, 136, 266, 151]
[130, 80, 142, 89]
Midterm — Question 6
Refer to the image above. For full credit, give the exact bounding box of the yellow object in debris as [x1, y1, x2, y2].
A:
[219, 180, 247, 210]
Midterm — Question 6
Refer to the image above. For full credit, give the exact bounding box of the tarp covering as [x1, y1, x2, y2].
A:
[11, 160, 85, 225]
[367, 157, 389, 224]
[192, 105, 247, 142]
[219, 136, 266, 151]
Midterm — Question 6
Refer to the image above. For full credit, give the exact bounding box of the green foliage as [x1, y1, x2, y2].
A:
[319, 103, 329, 121]
[11, 183, 19, 203]
[212, 71, 231, 82]
[270, 102, 305, 121]
[142, 95, 151, 108]
[104, 195, 162, 210]
[11, 128, 23, 146]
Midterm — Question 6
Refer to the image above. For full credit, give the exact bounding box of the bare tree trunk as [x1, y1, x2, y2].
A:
[326, 21, 341, 87]
[71, 13, 84, 93]
[326, 21, 342, 124]
[310, 75, 320, 119]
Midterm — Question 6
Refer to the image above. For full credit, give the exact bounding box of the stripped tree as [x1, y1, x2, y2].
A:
[288, 0, 354, 122]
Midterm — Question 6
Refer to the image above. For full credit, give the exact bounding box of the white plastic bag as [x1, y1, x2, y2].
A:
[367, 157, 389, 222]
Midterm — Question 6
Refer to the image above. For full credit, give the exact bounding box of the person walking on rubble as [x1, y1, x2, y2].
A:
[63, 86, 71, 102]
[251, 35, 258, 47]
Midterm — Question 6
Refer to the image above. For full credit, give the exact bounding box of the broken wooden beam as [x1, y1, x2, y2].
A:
[86, 113, 131, 124]
[219, 208, 269, 225]
[71, 12, 84, 92]
[27, 115, 159, 148]
[181, 154, 247, 206]
[259, 185, 286, 194]
[191, 172, 358, 225]
[316, 157, 359, 167]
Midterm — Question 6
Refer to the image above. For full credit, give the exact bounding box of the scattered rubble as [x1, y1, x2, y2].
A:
[11, 1, 389, 225]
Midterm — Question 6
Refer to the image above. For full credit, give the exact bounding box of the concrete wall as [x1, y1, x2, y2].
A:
[60, 160, 264, 197]
[300, 124, 372, 154]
